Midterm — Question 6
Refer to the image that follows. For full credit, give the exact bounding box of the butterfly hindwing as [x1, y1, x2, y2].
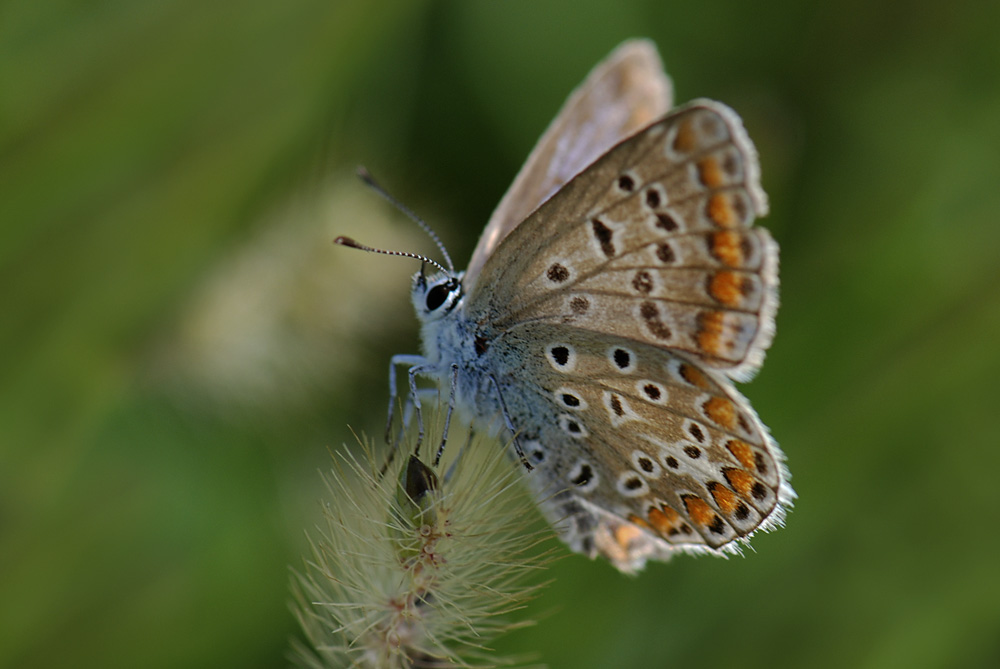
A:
[490, 323, 789, 568]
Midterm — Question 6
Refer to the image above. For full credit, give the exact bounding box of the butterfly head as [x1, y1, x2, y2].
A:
[412, 267, 463, 321]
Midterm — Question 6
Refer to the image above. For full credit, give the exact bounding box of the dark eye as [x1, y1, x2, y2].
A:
[425, 283, 451, 311]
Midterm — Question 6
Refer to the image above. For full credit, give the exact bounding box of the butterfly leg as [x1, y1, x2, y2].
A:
[378, 354, 431, 478]
[406, 362, 437, 457]
[398, 387, 438, 438]
[433, 364, 459, 467]
[379, 385, 437, 478]
[488, 374, 533, 472]
[386, 354, 427, 443]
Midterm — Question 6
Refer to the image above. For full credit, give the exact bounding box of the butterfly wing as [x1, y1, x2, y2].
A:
[464, 39, 673, 288]
[468, 101, 788, 570]
[471, 101, 775, 381]
[490, 324, 792, 571]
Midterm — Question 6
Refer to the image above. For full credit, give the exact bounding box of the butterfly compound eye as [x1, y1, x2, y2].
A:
[425, 281, 454, 312]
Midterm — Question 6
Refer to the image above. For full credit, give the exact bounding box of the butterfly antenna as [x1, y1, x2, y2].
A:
[334, 236, 450, 276]
[356, 166, 455, 274]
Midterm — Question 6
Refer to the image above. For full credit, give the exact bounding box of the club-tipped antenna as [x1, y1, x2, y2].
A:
[334, 236, 451, 276]
[356, 166, 455, 274]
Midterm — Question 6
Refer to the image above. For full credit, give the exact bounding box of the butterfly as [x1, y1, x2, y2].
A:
[342, 39, 793, 573]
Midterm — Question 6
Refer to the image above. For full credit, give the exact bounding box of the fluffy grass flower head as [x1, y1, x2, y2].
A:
[292, 421, 552, 668]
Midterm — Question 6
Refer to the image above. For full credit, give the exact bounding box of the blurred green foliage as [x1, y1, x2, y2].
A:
[2, 0, 999, 667]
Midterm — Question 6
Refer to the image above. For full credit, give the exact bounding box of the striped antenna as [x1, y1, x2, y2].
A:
[333, 236, 450, 276]
[354, 166, 455, 274]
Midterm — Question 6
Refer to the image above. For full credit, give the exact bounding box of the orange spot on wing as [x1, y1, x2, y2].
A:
[726, 439, 756, 470]
[710, 230, 744, 268]
[708, 270, 745, 307]
[708, 482, 738, 515]
[697, 310, 727, 356]
[682, 496, 716, 527]
[613, 523, 644, 549]
[708, 192, 738, 227]
[679, 363, 713, 390]
[724, 467, 755, 496]
[698, 157, 725, 188]
[704, 397, 737, 428]
[647, 506, 680, 535]
[673, 119, 696, 153]
[628, 514, 653, 531]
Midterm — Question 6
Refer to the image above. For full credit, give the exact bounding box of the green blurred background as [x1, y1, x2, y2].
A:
[3, 0, 999, 667]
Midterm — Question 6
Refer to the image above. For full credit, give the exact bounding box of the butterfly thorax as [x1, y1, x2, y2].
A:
[412, 270, 504, 427]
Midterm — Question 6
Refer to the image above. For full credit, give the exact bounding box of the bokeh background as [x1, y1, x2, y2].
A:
[3, 0, 999, 667]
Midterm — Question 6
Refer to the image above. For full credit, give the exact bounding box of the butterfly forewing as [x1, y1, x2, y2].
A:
[471, 101, 776, 381]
